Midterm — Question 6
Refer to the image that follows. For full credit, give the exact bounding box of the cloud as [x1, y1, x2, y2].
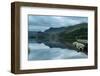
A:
[29, 25, 50, 32]
[28, 15, 88, 31]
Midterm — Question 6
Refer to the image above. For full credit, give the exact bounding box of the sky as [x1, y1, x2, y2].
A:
[28, 15, 88, 32]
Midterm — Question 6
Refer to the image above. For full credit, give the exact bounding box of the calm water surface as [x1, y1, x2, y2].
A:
[28, 40, 88, 60]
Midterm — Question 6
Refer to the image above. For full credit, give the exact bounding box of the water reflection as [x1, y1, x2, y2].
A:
[28, 39, 88, 60]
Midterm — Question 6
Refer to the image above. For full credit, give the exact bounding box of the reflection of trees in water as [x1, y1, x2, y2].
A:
[29, 36, 88, 55]
[29, 38, 79, 51]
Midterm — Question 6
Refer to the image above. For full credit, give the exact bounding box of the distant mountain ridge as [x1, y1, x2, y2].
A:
[44, 23, 87, 34]
[28, 22, 88, 43]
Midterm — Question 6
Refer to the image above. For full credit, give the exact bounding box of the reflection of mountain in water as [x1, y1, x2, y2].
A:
[28, 42, 88, 60]
[29, 23, 88, 54]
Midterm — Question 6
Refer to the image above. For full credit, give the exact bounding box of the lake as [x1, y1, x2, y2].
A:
[28, 39, 88, 60]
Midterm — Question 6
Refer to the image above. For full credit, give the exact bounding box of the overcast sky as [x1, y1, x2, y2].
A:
[28, 15, 88, 32]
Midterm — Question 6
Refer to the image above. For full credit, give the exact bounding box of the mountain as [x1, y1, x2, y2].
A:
[45, 23, 87, 33]
[29, 23, 88, 43]
[43, 23, 88, 43]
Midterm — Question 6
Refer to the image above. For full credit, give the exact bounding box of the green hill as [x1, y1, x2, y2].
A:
[44, 23, 88, 43]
